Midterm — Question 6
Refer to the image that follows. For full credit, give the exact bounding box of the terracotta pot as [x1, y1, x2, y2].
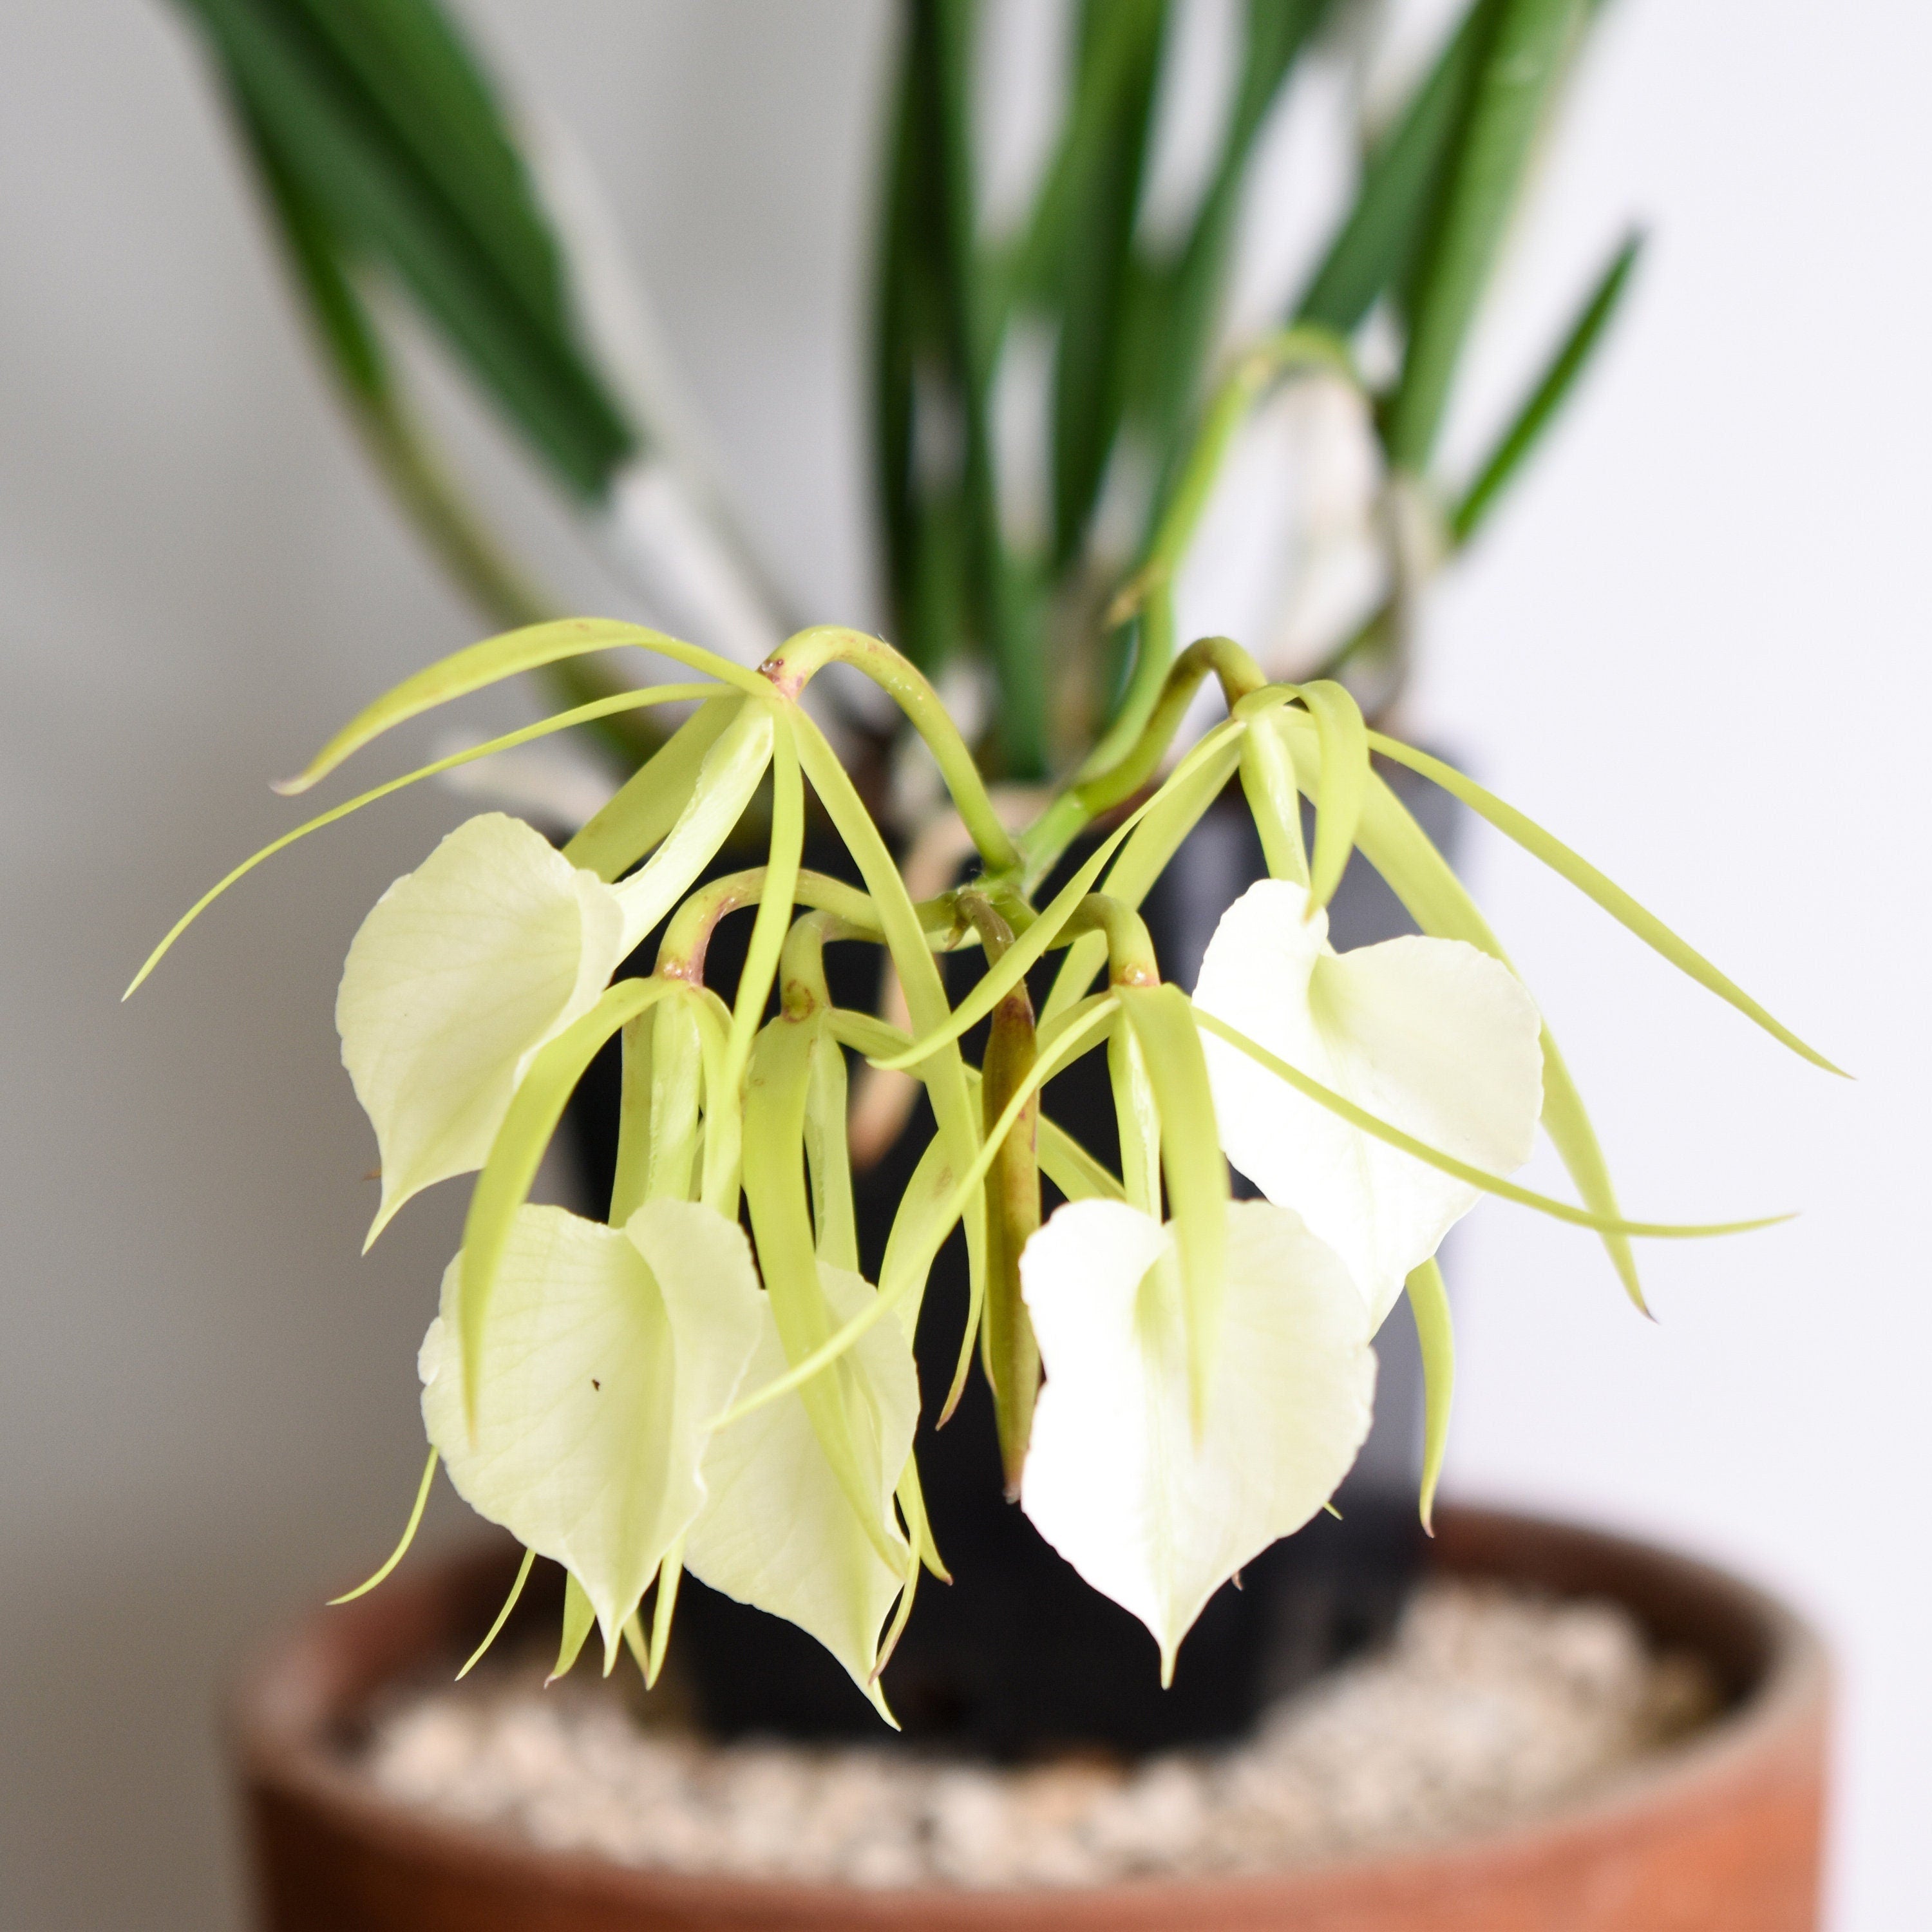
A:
[232, 1506, 1827, 1931]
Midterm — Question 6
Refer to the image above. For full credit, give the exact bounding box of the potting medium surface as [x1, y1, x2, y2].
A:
[359, 1580, 1717, 1889]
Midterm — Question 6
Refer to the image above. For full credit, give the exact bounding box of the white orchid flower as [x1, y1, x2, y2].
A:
[685, 1263, 920, 1719]
[339, 703, 774, 1239]
[1020, 1197, 1374, 1681]
[419, 1198, 765, 1670]
[1192, 877, 1544, 1325]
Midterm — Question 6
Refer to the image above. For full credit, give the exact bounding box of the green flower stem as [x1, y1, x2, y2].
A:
[723, 710, 805, 1099]
[640, 999, 704, 1207]
[1021, 636, 1268, 885]
[1061, 895, 1160, 988]
[1086, 327, 1355, 777]
[758, 626, 1021, 875]
[778, 910, 837, 1012]
[654, 869, 958, 983]
[956, 896, 1042, 1494]
[712, 995, 1121, 1434]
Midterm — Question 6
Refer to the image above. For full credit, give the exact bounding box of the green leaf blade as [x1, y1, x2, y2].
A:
[1453, 229, 1643, 544]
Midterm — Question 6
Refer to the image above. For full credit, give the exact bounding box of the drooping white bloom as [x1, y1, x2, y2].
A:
[1193, 878, 1544, 1325]
[685, 1264, 919, 1718]
[1019, 1197, 1375, 1681]
[341, 815, 628, 1240]
[338, 705, 773, 1241]
[419, 1199, 764, 1667]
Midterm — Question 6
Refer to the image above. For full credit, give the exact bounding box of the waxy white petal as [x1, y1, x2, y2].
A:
[1194, 878, 1542, 1323]
[339, 813, 627, 1240]
[684, 1264, 918, 1718]
[419, 1200, 764, 1665]
[1021, 1198, 1374, 1680]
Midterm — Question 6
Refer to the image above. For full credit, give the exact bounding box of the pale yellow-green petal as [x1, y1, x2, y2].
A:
[420, 1200, 763, 1667]
[339, 813, 627, 1241]
[685, 1265, 918, 1721]
[1020, 1199, 1374, 1682]
[1195, 877, 1542, 1325]
[278, 618, 764, 795]
[610, 701, 775, 954]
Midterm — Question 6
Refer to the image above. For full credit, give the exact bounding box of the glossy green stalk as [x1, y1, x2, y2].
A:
[1048, 0, 1170, 572]
[1135, 0, 1333, 478]
[1092, 331, 1352, 770]
[1294, 0, 1499, 333]
[173, 0, 636, 498]
[761, 628, 1021, 875]
[875, 0, 1041, 770]
[722, 708, 805, 1099]
[790, 712, 989, 1332]
[958, 898, 1042, 1494]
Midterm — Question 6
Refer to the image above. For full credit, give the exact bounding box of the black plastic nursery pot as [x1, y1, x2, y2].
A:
[562, 761, 1458, 1759]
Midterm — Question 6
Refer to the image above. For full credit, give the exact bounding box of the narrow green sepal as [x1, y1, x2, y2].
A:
[1405, 1258, 1454, 1535]
[548, 1571, 596, 1683]
[328, 1446, 439, 1605]
[457, 1546, 536, 1679]
[1195, 1007, 1792, 1240]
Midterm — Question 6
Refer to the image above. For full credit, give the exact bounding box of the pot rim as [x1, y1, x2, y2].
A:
[230, 1502, 1828, 1920]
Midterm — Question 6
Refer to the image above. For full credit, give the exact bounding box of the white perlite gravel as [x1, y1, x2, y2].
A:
[362, 1580, 1718, 1890]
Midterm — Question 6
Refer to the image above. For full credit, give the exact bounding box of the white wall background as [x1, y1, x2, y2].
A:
[0, 3, 1924, 1927]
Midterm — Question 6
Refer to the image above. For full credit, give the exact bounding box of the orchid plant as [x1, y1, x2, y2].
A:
[137, 0, 1838, 1727]
[132, 577, 1833, 1717]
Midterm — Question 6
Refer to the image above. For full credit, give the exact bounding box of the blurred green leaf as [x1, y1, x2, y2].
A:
[875, 0, 1043, 772]
[1137, 0, 1331, 477]
[1452, 229, 1642, 542]
[173, 0, 633, 497]
[1294, 0, 1501, 335]
[1049, 0, 1169, 570]
[1385, 0, 1587, 469]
